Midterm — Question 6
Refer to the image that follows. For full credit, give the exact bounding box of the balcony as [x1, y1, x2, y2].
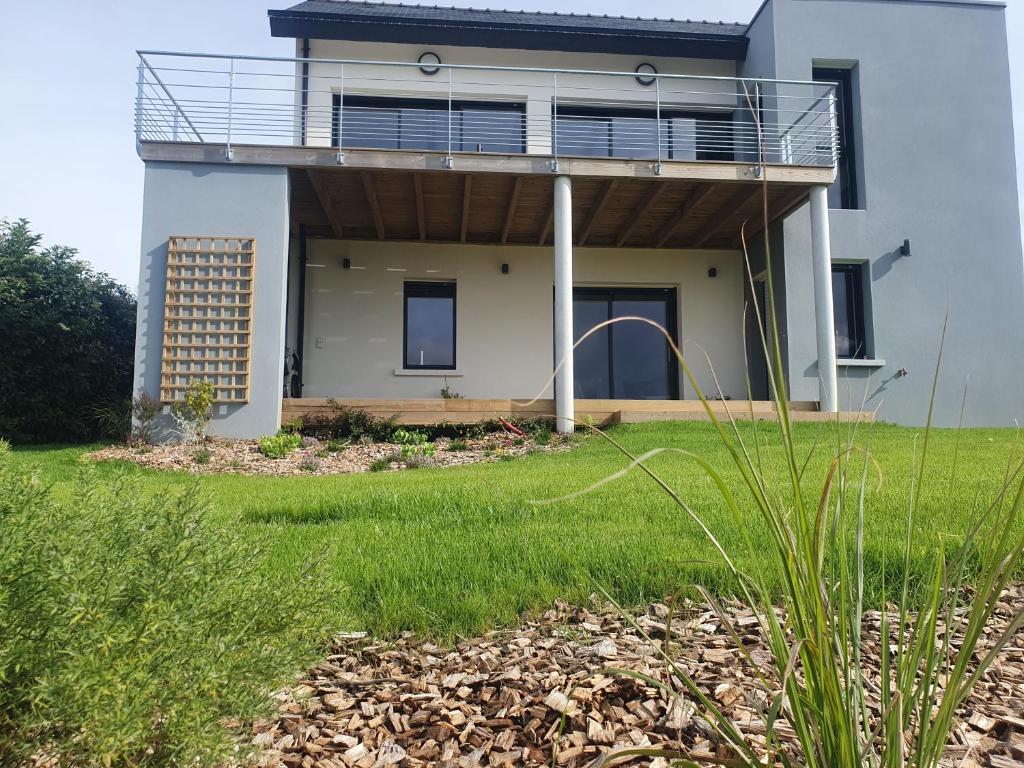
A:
[136, 52, 837, 170]
[135, 52, 838, 249]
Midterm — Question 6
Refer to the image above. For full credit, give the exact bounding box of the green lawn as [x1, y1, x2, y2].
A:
[12, 421, 1023, 639]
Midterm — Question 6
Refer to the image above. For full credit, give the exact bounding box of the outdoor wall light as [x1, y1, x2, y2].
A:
[707, 267, 718, 278]
[418, 52, 442, 76]
[899, 238, 911, 257]
[501, 263, 510, 274]
[342, 257, 351, 270]
[635, 63, 657, 86]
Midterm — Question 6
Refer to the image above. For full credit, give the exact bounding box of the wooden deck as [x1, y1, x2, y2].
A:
[282, 398, 873, 426]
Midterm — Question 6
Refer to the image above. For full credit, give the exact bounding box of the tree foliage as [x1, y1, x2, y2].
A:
[0, 219, 136, 443]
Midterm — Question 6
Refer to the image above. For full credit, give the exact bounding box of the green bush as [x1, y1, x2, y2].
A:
[170, 380, 215, 445]
[0, 440, 337, 766]
[0, 219, 136, 444]
[303, 403, 398, 442]
[257, 431, 302, 459]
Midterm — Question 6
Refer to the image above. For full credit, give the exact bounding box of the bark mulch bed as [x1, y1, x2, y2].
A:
[249, 590, 1024, 768]
[88, 432, 569, 476]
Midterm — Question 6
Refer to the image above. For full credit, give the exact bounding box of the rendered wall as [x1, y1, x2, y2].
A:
[292, 239, 747, 402]
[758, 0, 1024, 425]
[133, 162, 290, 440]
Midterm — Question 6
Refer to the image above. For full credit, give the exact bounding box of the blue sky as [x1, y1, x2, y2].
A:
[1, 0, 1021, 289]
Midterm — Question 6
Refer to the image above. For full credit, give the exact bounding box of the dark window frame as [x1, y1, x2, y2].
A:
[569, 286, 681, 399]
[813, 66, 859, 210]
[552, 105, 735, 162]
[831, 263, 867, 359]
[331, 95, 527, 154]
[403, 281, 457, 370]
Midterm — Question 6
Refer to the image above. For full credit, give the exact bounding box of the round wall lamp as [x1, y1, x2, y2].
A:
[635, 63, 658, 86]
[418, 51, 442, 76]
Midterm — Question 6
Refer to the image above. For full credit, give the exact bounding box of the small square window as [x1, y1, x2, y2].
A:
[404, 281, 456, 369]
[831, 264, 867, 359]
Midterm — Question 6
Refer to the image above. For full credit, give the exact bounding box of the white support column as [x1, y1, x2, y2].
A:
[553, 175, 575, 433]
[809, 185, 839, 413]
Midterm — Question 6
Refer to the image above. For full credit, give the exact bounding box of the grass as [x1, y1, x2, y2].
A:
[12, 421, 1023, 640]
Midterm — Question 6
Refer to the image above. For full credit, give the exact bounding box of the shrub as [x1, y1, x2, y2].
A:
[299, 455, 321, 473]
[90, 399, 132, 443]
[131, 390, 161, 445]
[0, 219, 136, 444]
[192, 447, 211, 465]
[448, 439, 469, 452]
[303, 403, 397, 443]
[369, 457, 390, 472]
[0, 440, 337, 766]
[170, 380, 214, 445]
[258, 431, 302, 459]
[281, 417, 304, 435]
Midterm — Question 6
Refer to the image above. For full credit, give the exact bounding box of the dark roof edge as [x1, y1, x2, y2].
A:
[268, 9, 749, 61]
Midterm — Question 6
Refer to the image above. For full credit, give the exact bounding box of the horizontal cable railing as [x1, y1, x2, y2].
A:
[135, 51, 839, 169]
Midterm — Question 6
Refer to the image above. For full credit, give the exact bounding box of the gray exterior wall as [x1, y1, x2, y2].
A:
[755, 0, 1024, 426]
[133, 162, 290, 440]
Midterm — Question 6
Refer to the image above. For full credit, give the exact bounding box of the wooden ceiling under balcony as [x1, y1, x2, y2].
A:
[290, 167, 813, 250]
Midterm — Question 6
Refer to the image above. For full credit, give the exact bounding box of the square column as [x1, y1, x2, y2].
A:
[553, 175, 575, 433]
[809, 185, 839, 412]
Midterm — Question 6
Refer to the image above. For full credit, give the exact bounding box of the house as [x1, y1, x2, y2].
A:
[132, 0, 1024, 439]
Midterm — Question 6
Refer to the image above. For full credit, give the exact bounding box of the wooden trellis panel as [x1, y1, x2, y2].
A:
[161, 236, 255, 403]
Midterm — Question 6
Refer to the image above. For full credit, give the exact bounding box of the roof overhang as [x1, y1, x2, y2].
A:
[267, 9, 749, 60]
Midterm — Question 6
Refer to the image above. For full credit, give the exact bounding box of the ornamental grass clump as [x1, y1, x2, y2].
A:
[551, 101, 1023, 765]
[0, 440, 339, 767]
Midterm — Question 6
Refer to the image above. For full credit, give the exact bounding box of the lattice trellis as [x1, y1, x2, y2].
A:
[161, 236, 255, 403]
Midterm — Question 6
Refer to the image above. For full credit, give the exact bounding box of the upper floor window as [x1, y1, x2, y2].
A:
[832, 263, 867, 359]
[332, 96, 525, 154]
[813, 66, 859, 209]
[554, 108, 734, 162]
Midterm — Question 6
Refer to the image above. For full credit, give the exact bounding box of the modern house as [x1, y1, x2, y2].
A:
[133, 0, 1024, 438]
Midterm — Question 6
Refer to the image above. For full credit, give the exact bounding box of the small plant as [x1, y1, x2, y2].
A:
[440, 378, 464, 399]
[403, 453, 429, 469]
[392, 428, 428, 446]
[258, 431, 302, 459]
[369, 457, 390, 472]
[314, 448, 329, 459]
[394, 428, 436, 461]
[299, 455, 321, 473]
[170, 379, 215, 445]
[448, 439, 469, 451]
[131, 390, 161, 445]
[90, 400, 133, 443]
[192, 447, 211, 465]
[326, 438, 350, 453]
[281, 416, 304, 435]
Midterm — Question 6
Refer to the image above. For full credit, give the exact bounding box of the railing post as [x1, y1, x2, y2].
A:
[135, 59, 145, 145]
[444, 67, 454, 169]
[754, 81, 763, 178]
[225, 58, 235, 160]
[337, 64, 345, 164]
[654, 75, 662, 175]
[550, 73, 559, 172]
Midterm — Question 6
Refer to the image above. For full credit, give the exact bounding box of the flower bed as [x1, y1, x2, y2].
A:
[88, 432, 570, 477]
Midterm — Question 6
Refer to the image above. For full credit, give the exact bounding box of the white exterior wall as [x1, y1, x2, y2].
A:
[300, 39, 740, 150]
[293, 240, 747, 401]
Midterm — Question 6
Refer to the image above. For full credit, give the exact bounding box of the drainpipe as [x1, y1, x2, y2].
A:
[553, 176, 575, 434]
[809, 186, 838, 412]
[296, 225, 308, 394]
[300, 38, 310, 144]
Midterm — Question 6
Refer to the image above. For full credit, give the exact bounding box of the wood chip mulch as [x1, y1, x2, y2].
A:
[249, 589, 1024, 768]
[88, 433, 569, 476]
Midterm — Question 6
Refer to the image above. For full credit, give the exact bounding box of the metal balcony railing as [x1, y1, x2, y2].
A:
[135, 51, 839, 170]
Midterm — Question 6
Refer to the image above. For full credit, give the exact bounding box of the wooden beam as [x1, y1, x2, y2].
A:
[460, 175, 473, 243]
[577, 179, 619, 246]
[615, 182, 669, 247]
[690, 186, 763, 248]
[306, 170, 344, 239]
[654, 185, 717, 248]
[413, 173, 426, 241]
[538, 206, 554, 246]
[499, 177, 523, 244]
[360, 172, 385, 240]
[735, 186, 808, 247]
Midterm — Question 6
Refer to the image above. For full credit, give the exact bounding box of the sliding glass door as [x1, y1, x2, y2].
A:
[571, 287, 679, 400]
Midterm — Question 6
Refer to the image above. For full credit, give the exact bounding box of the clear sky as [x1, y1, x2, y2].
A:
[1, 0, 1022, 290]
